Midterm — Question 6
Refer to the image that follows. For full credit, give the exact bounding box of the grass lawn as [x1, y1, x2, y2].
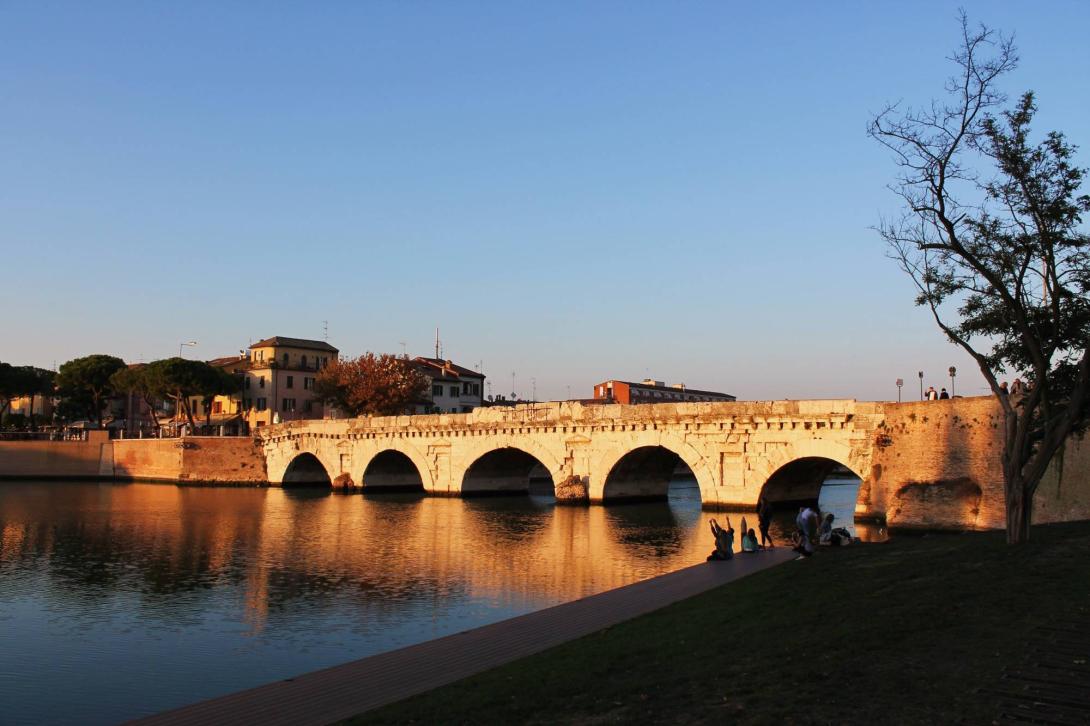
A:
[352, 521, 1090, 725]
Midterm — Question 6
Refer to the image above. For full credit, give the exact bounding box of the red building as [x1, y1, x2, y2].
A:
[592, 379, 735, 404]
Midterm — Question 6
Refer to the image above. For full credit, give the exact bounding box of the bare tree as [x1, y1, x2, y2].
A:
[869, 14, 1090, 543]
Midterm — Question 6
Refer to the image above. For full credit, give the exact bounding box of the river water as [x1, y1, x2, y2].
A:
[0, 479, 880, 724]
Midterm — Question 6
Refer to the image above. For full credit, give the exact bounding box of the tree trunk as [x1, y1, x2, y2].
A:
[28, 393, 36, 431]
[143, 395, 159, 432]
[1005, 476, 1033, 544]
[181, 394, 196, 430]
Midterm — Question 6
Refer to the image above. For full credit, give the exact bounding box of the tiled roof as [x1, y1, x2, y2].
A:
[251, 336, 339, 353]
[412, 357, 485, 379]
[207, 356, 245, 368]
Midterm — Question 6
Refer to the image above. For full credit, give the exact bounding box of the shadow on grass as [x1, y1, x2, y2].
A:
[351, 521, 1090, 725]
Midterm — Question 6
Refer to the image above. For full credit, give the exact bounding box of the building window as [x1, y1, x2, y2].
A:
[243, 398, 251, 410]
[303, 377, 312, 390]
[282, 398, 296, 412]
[282, 352, 289, 366]
[432, 384, 443, 396]
[286, 376, 294, 389]
[462, 406, 472, 413]
[301, 355, 307, 369]
[213, 401, 222, 414]
[303, 400, 313, 413]
[472, 383, 480, 395]
[257, 398, 267, 411]
[450, 385, 459, 397]
[259, 376, 265, 389]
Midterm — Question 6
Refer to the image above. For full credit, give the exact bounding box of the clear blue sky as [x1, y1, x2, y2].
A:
[3, 2, 1088, 401]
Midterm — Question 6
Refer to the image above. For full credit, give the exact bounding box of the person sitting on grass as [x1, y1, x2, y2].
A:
[741, 527, 761, 553]
[706, 517, 734, 561]
[794, 506, 819, 558]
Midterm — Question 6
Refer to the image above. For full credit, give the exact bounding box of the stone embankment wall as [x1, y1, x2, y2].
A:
[0, 431, 114, 479]
[0, 435, 266, 484]
[1035, 431, 1090, 524]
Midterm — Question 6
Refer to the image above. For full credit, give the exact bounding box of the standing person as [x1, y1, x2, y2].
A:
[706, 517, 735, 561]
[757, 495, 774, 548]
[999, 381, 1010, 396]
[939, 387, 950, 399]
[926, 386, 939, 400]
[740, 514, 749, 544]
[1011, 378, 1024, 396]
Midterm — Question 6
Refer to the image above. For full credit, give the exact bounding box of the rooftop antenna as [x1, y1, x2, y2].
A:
[322, 320, 329, 341]
[511, 371, 516, 399]
[399, 341, 407, 357]
[435, 327, 440, 359]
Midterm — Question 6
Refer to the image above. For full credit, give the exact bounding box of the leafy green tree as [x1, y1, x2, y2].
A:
[197, 365, 242, 427]
[868, 15, 1090, 543]
[110, 364, 166, 431]
[313, 353, 428, 417]
[155, 357, 208, 430]
[0, 362, 16, 423]
[14, 366, 55, 430]
[55, 355, 126, 427]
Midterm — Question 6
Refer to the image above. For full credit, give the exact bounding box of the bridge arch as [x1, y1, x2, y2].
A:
[358, 449, 427, 492]
[460, 445, 562, 496]
[281, 452, 333, 487]
[749, 439, 865, 504]
[590, 434, 714, 504]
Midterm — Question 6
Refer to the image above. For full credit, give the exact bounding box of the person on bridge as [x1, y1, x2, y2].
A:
[706, 517, 734, 561]
[939, 388, 950, 399]
[926, 386, 939, 400]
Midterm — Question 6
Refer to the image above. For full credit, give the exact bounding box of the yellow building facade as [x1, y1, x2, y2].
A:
[186, 336, 339, 433]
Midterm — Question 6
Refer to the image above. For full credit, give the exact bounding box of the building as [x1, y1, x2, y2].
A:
[592, 379, 736, 404]
[182, 337, 338, 432]
[239, 336, 339, 429]
[410, 358, 485, 413]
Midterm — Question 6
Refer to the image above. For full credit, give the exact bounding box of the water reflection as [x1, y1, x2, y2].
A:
[0, 478, 880, 724]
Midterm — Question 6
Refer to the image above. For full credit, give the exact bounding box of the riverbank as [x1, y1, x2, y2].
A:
[355, 521, 1090, 724]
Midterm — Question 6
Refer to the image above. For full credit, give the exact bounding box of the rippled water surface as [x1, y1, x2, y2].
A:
[0, 479, 876, 724]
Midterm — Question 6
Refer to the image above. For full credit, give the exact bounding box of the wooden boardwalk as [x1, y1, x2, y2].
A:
[131, 550, 794, 726]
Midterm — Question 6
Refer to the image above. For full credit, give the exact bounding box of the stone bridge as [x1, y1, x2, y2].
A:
[256, 397, 1049, 530]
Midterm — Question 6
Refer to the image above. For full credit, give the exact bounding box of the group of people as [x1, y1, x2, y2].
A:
[924, 386, 951, 400]
[707, 496, 852, 562]
[998, 378, 1026, 396]
[706, 496, 775, 561]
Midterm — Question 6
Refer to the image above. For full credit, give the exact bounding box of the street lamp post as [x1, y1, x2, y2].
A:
[179, 341, 197, 358]
[949, 366, 957, 397]
[918, 371, 924, 401]
[896, 378, 903, 403]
